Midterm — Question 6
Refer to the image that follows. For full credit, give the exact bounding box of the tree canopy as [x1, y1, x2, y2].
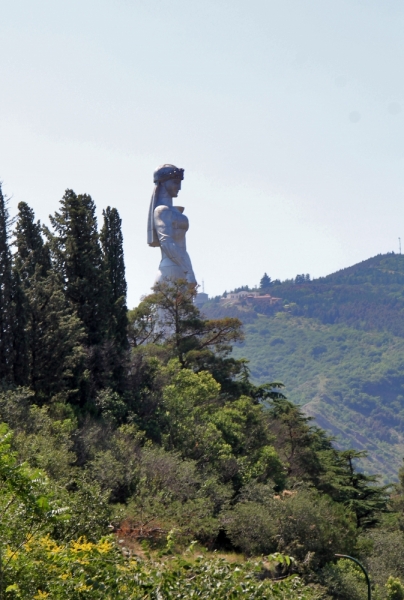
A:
[0, 184, 402, 599]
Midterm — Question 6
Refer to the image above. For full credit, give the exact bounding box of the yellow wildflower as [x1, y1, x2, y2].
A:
[96, 539, 112, 554]
[39, 535, 62, 553]
[5, 547, 17, 560]
[34, 591, 49, 599]
[75, 583, 92, 591]
[71, 538, 95, 553]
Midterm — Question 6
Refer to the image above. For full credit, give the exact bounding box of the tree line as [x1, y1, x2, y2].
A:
[1, 184, 404, 598]
[0, 184, 127, 406]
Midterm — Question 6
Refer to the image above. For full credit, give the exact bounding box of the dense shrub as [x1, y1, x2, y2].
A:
[363, 530, 404, 590]
[3, 535, 324, 599]
[320, 558, 367, 600]
[222, 501, 278, 555]
[386, 576, 404, 600]
[223, 488, 356, 567]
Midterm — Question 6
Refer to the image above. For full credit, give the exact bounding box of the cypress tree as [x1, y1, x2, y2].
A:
[0, 184, 14, 382]
[14, 201, 50, 280]
[259, 273, 271, 289]
[12, 201, 52, 386]
[12, 268, 29, 386]
[12, 200, 86, 401]
[25, 272, 85, 403]
[49, 189, 107, 346]
[0, 197, 53, 387]
[100, 206, 128, 351]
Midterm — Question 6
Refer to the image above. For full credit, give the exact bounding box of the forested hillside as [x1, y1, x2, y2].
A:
[204, 254, 404, 479]
[2, 185, 404, 598]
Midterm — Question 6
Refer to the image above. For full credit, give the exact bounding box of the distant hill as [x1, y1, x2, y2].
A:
[202, 253, 404, 480]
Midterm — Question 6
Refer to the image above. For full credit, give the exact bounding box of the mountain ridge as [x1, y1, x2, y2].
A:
[202, 253, 404, 479]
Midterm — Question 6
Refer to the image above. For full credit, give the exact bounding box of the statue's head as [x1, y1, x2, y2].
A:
[148, 164, 185, 246]
[153, 164, 184, 184]
[153, 164, 184, 198]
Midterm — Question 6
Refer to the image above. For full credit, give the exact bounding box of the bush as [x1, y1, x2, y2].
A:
[362, 530, 404, 589]
[51, 475, 112, 542]
[121, 447, 227, 545]
[386, 576, 404, 600]
[4, 535, 324, 599]
[273, 489, 356, 567]
[222, 501, 278, 555]
[320, 558, 368, 600]
[223, 488, 356, 566]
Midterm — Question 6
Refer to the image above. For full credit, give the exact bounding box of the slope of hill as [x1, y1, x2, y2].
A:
[202, 253, 404, 480]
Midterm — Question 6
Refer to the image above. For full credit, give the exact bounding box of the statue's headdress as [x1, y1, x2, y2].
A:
[147, 164, 184, 247]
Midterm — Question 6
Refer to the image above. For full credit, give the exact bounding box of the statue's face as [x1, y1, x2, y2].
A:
[164, 178, 182, 198]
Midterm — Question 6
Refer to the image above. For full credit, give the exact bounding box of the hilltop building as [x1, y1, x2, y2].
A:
[221, 291, 282, 307]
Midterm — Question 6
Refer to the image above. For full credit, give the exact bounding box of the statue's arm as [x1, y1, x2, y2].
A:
[181, 251, 196, 282]
[154, 207, 190, 272]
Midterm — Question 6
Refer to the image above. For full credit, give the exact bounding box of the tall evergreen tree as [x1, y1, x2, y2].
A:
[48, 190, 107, 346]
[14, 201, 50, 281]
[12, 201, 52, 386]
[0, 184, 14, 382]
[100, 206, 128, 351]
[25, 272, 86, 403]
[259, 273, 271, 289]
[11, 269, 29, 386]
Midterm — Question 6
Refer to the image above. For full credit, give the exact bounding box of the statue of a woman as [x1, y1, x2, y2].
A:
[147, 164, 197, 285]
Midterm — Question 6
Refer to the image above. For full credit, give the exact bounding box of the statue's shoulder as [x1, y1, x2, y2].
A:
[154, 204, 171, 215]
[154, 204, 172, 221]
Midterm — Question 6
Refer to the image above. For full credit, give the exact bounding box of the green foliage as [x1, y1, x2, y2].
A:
[128, 302, 162, 347]
[14, 201, 50, 281]
[94, 388, 127, 425]
[12, 201, 51, 388]
[333, 450, 390, 528]
[11, 268, 29, 386]
[48, 189, 107, 347]
[223, 488, 355, 566]
[0, 422, 67, 597]
[199, 254, 404, 478]
[161, 366, 225, 460]
[132, 280, 288, 404]
[224, 302, 404, 479]
[260, 273, 271, 289]
[100, 206, 128, 352]
[12, 201, 87, 403]
[0, 184, 14, 383]
[44, 189, 130, 400]
[24, 273, 86, 402]
[360, 529, 404, 592]
[85, 422, 144, 502]
[320, 558, 368, 600]
[222, 500, 278, 555]
[3, 191, 403, 596]
[158, 363, 286, 488]
[52, 475, 112, 542]
[133, 280, 245, 394]
[261, 396, 388, 528]
[2, 536, 323, 599]
[11, 404, 76, 480]
[386, 576, 404, 600]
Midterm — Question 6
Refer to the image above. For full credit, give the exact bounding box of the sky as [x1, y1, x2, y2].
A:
[1, 0, 404, 307]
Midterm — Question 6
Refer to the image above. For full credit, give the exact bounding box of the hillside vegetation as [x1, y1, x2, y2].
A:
[2, 184, 404, 598]
[204, 254, 404, 479]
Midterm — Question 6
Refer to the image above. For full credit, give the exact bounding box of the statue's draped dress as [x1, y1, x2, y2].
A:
[147, 165, 196, 285]
[153, 204, 196, 284]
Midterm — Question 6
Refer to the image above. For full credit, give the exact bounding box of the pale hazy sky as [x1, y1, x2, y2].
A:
[1, 0, 404, 306]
